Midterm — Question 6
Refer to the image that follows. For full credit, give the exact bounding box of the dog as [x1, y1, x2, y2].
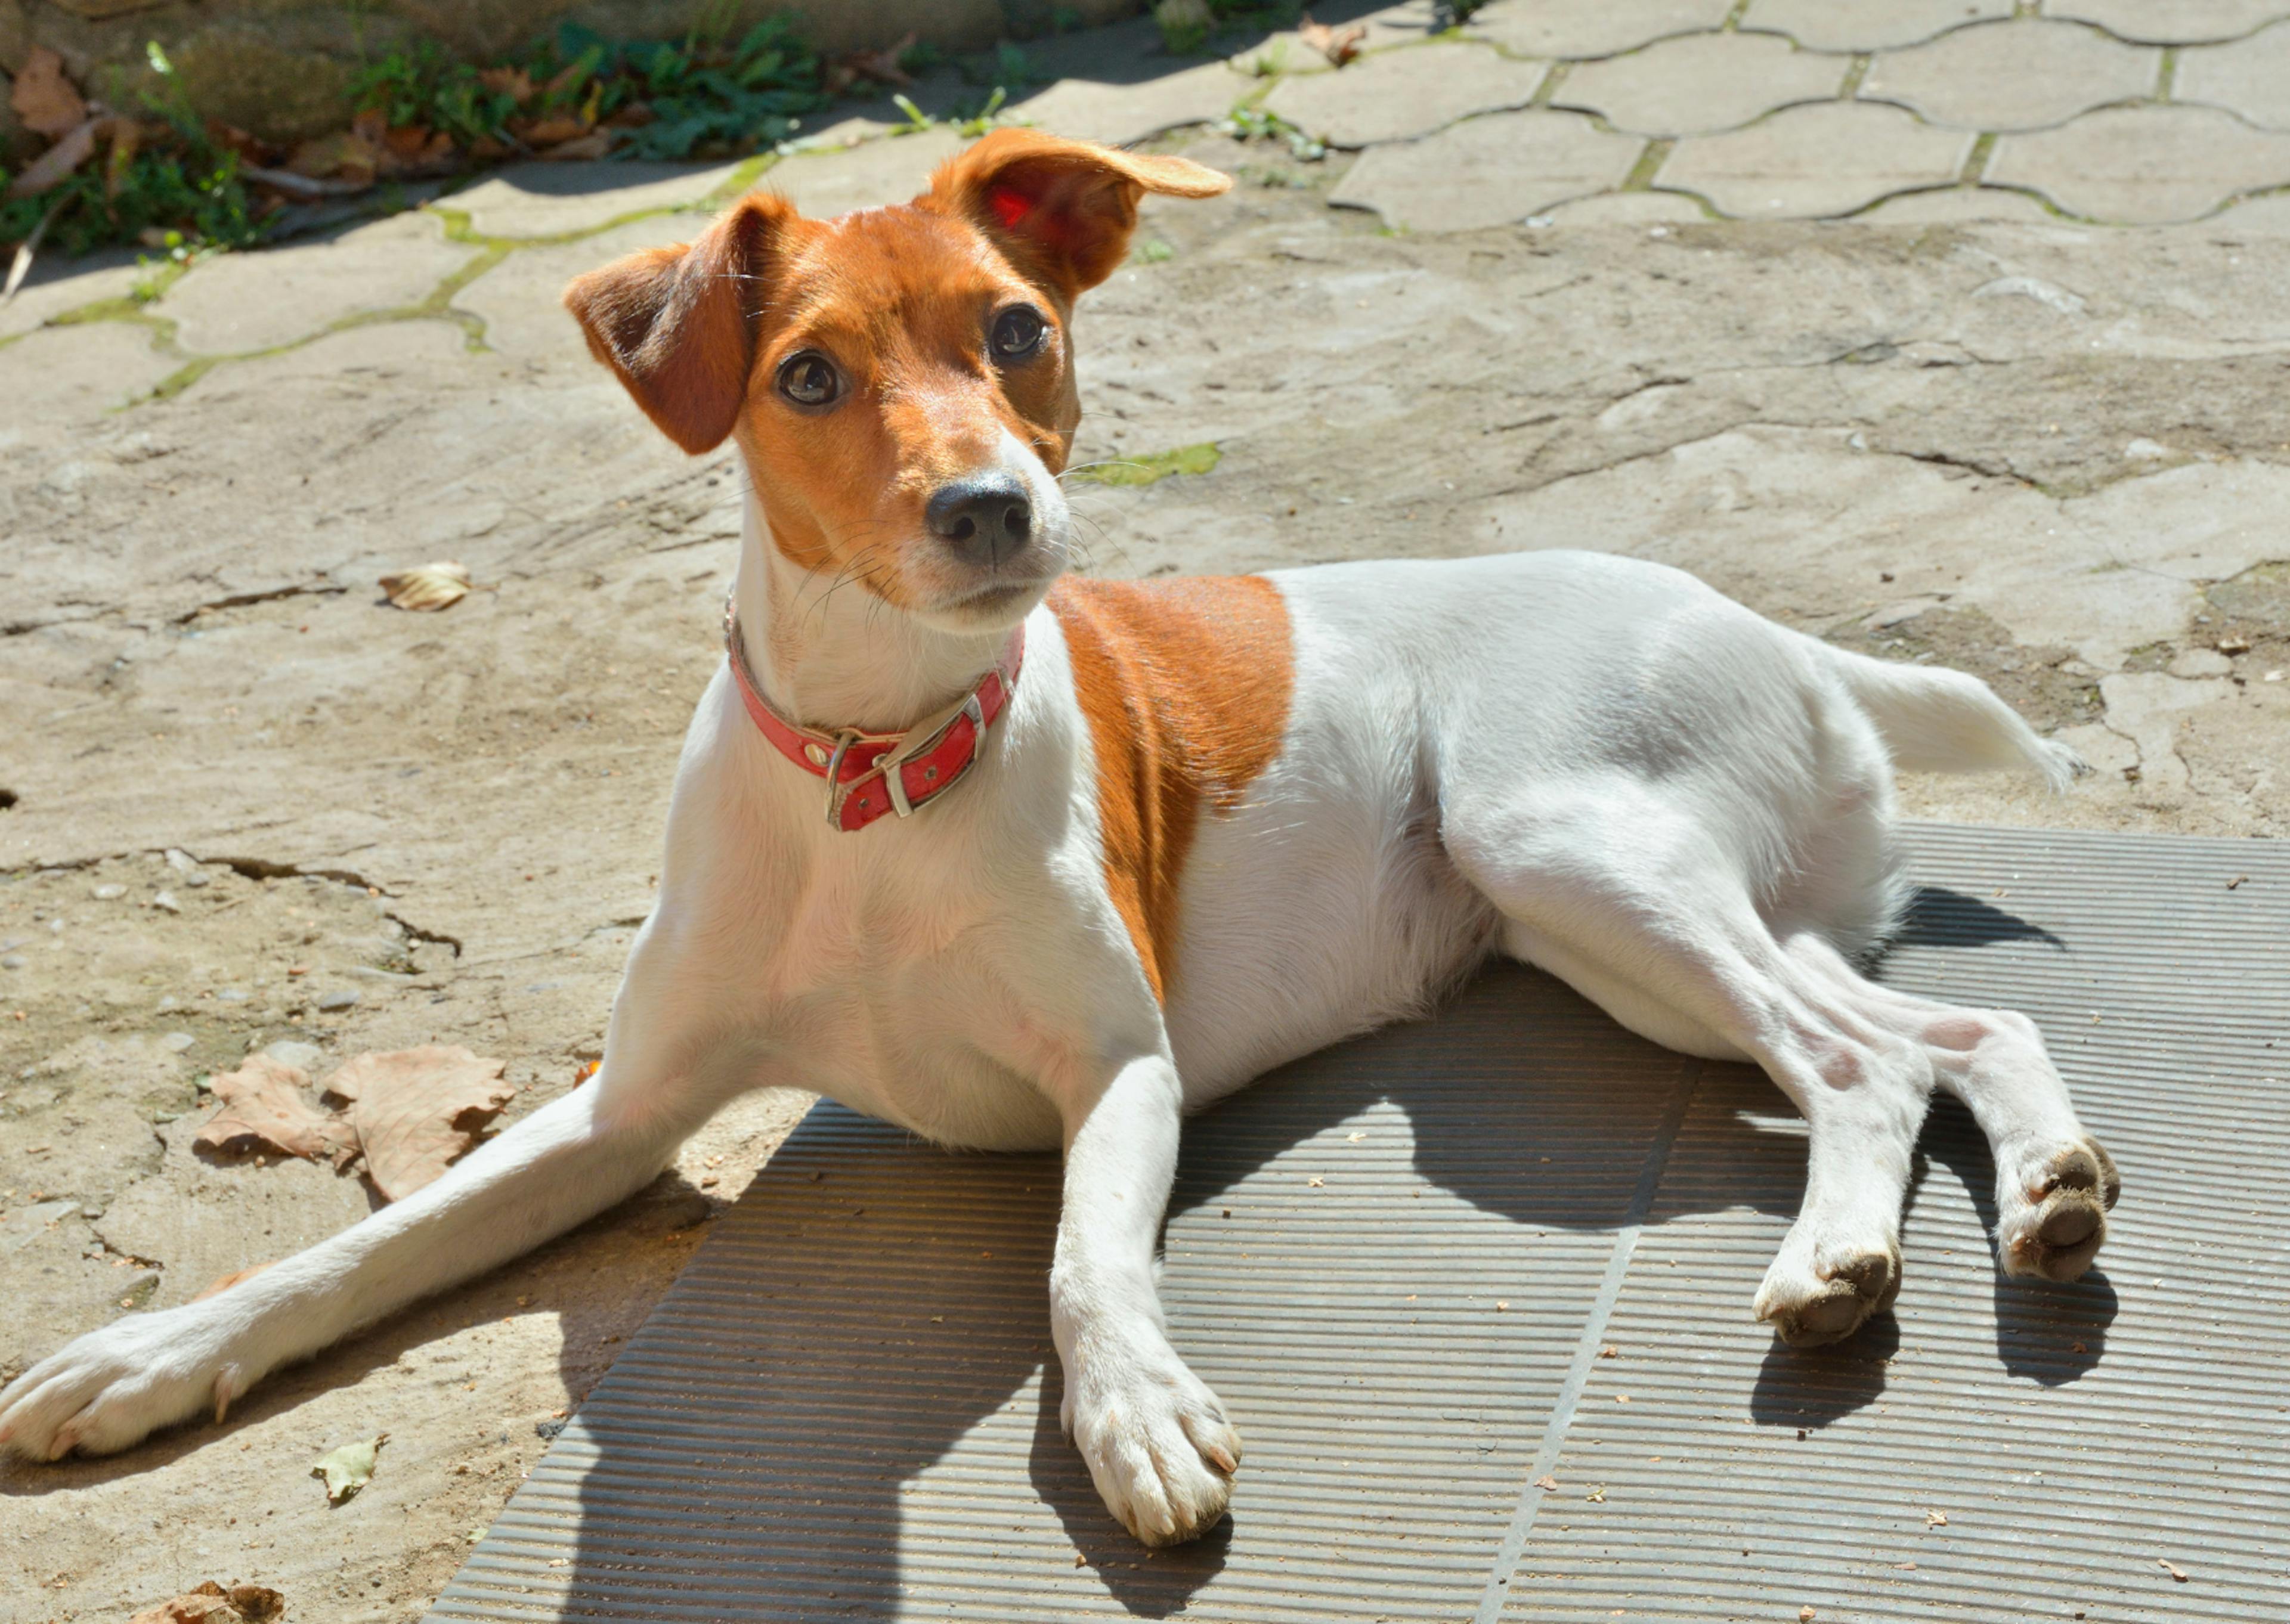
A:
[0, 129, 2118, 1548]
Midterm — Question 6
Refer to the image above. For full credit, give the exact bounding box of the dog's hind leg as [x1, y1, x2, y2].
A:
[1449, 788, 1938, 1346]
[0, 925, 744, 1461]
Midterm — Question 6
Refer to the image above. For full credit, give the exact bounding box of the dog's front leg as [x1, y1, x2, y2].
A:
[0, 929, 735, 1462]
[1051, 1052, 1241, 1546]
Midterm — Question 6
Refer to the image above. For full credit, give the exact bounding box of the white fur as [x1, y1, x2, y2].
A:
[0, 497, 2109, 1547]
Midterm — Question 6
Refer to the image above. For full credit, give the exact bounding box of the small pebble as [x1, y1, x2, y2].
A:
[0, 955, 24, 971]
[159, 1033, 195, 1053]
[316, 988, 361, 1011]
[266, 1040, 324, 1071]
[151, 891, 181, 914]
[91, 884, 125, 901]
[215, 988, 249, 1002]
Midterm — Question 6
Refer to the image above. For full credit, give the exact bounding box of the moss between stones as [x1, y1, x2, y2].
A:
[1068, 442, 1221, 486]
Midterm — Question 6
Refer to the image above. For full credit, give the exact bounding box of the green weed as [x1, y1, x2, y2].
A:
[1068, 442, 1221, 486]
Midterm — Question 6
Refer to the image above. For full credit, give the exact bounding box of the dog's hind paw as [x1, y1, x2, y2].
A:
[1061, 1327, 1240, 1548]
[1999, 1138, 2117, 1282]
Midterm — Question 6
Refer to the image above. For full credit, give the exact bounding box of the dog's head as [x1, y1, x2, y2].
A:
[564, 130, 1231, 633]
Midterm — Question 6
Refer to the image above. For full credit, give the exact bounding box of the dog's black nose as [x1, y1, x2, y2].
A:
[926, 476, 1033, 565]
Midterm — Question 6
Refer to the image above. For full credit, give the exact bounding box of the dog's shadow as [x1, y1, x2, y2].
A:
[2, 887, 2115, 1621]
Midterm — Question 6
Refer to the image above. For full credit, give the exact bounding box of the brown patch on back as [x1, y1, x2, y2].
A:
[1049, 575, 1295, 1000]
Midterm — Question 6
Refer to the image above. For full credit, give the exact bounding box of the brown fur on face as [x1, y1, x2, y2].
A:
[562, 131, 1231, 621]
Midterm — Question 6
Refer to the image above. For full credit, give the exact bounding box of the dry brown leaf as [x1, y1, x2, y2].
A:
[128, 1581, 284, 1624]
[11, 47, 88, 138]
[195, 1055, 357, 1163]
[194, 1260, 277, 1301]
[379, 560, 472, 611]
[1299, 15, 1368, 66]
[1533, 1474, 1558, 1490]
[287, 128, 382, 184]
[515, 114, 590, 148]
[2159, 1558, 2189, 1582]
[323, 1046, 512, 1201]
[478, 66, 535, 103]
[825, 32, 916, 94]
[7, 116, 101, 199]
[537, 130, 614, 161]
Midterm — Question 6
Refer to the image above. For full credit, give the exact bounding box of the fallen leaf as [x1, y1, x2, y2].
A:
[825, 31, 916, 94]
[194, 1260, 277, 1301]
[322, 1046, 512, 1201]
[7, 116, 101, 199]
[536, 130, 614, 162]
[478, 66, 534, 103]
[1800, 1608, 1817, 1623]
[378, 560, 472, 612]
[1925, 1509, 1948, 1527]
[127, 1580, 284, 1624]
[1299, 14, 1369, 66]
[2159, 1558, 2188, 1582]
[11, 47, 87, 137]
[515, 114, 590, 148]
[286, 128, 382, 185]
[312, 1432, 386, 1505]
[1585, 1485, 1606, 1502]
[194, 1055, 356, 1163]
[1534, 1474, 1559, 1490]
[1598, 1344, 1619, 1358]
[2218, 635, 2252, 654]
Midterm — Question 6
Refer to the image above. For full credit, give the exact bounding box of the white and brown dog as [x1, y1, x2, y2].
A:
[0, 131, 2117, 1546]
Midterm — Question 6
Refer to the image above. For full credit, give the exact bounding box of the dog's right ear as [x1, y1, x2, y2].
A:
[563, 192, 794, 454]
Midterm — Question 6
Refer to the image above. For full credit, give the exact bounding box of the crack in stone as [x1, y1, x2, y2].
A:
[171, 582, 349, 624]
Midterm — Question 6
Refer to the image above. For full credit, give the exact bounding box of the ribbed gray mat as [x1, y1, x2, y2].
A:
[426, 825, 2289, 1622]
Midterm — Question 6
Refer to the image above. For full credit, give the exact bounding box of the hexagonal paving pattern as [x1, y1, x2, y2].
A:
[1329, 108, 1645, 231]
[1556, 32, 1849, 138]
[1859, 19, 2161, 131]
[2176, 20, 2290, 130]
[1988, 103, 2290, 222]
[446, 160, 748, 238]
[1010, 60, 1248, 148]
[2047, 0, 2290, 44]
[1267, 43, 1548, 147]
[1739, 0, 2012, 52]
[1658, 101, 1972, 218]
[1468, 0, 1735, 60]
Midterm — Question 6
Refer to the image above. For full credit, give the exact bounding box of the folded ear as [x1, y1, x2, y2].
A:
[562, 192, 795, 454]
[927, 129, 1231, 303]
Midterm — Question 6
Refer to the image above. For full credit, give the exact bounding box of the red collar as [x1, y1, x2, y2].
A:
[723, 602, 1024, 832]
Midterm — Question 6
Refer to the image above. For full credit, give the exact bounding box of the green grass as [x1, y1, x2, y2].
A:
[1068, 443, 1222, 486]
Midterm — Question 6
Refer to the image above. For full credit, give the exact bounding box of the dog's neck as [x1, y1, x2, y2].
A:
[730, 491, 1013, 736]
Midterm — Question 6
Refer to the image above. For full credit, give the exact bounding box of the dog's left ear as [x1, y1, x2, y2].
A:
[562, 191, 794, 454]
[928, 129, 1231, 303]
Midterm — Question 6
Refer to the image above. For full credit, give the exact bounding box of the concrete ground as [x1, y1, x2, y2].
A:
[4, 1, 2289, 1617]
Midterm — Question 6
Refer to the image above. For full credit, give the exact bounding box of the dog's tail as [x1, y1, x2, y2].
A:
[1816, 640, 2086, 789]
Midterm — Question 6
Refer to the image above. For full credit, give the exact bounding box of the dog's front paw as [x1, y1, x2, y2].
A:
[1060, 1328, 1240, 1547]
[0, 1302, 258, 1461]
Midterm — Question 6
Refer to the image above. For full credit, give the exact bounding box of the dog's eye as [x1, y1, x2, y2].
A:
[990, 305, 1046, 361]
[776, 351, 841, 408]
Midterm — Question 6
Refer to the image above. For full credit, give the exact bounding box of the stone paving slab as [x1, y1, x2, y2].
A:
[1468, 0, 1735, 60]
[0, 255, 142, 343]
[1741, 0, 2013, 51]
[1266, 42, 1548, 148]
[0, 319, 176, 422]
[1859, 18, 2162, 131]
[153, 210, 476, 355]
[2176, 21, 2290, 131]
[1328, 107, 1644, 231]
[1539, 190, 1712, 225]
[1989, 104, 2290, 223]
[761, 127, 968, 219]
[456, 214, 701, 368]
[1230, 2, 1440, 74]
[1859, 185, 2061, 223]
[445, 159, 748, 239]
[2049, 0, 2290, 44]
[1555, 31, 1848, 139]
[1009, 60, 1246, 148]
[1658, 100, 1972, 218]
